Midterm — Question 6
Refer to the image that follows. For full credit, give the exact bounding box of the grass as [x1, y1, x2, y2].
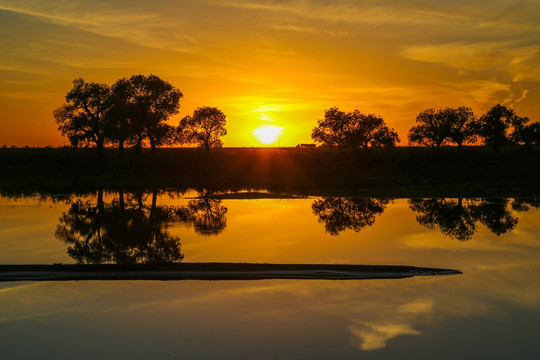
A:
[1, 146, 539, 197]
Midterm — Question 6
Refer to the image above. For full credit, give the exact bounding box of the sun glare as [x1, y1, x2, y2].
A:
[252, 125, 284, 145]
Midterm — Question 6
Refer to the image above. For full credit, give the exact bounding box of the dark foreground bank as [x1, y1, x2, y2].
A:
[0, 263, 461, 281]
[1, 147, 539, 196]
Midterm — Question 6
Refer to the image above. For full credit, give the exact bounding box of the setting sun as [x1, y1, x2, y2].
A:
[252, 125, 284, 145]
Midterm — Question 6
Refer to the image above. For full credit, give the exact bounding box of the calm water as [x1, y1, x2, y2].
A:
[0, 191, 539, 359]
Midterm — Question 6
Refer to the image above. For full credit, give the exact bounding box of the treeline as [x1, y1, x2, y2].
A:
[54, 75, 227, 156]
[311, 105, 540, 151]
[54, 75, 540, 154]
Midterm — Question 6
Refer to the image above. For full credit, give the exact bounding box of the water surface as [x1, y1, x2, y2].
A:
[0, 191, 539, 359]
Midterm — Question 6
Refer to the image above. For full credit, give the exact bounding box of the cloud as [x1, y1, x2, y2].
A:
[349, 322, 421, 351]
[401, 42, 540, 81]
[0, 0, 197, 51]
[269, 23, 348, 36]
[208, 0, 540, 33]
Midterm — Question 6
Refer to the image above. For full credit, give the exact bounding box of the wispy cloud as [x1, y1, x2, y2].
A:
[208, 0, 540, 33]
[401, 41, 540, 81]
[0, 0, 197, 51]
[269, 23, 348, 36]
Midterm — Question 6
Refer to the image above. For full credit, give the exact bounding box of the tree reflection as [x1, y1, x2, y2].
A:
[409, 198, 476, 241]
[56, 190, 184, 264]
[56, 190, 229, 264]
[512, 198, 540, 212]
[176, 198, 227, 236]
[409, 198, 519, 241]
[471, 199, 518, 236]
[311, 198, 391, 235]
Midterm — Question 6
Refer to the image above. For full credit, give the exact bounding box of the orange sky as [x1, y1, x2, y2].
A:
[1, 0, 539, 147]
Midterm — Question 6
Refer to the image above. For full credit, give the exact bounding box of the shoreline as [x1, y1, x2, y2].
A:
[1, 147, 540, 197]
[0, 263, 462, 281]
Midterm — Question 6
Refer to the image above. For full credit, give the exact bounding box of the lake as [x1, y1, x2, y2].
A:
[0, 190, 539, 359]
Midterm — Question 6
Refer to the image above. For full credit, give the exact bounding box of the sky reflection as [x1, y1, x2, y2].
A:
[0, 193, 539, 357]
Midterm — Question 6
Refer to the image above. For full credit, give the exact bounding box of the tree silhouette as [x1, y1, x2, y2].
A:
[408, 107, 478, 150]
[443, 107, 477, 150]
[347, 111, 400, 149]
[515, 121, 540, 151]
[311, 197, 391, 235]
[112, 74, 183, 151]
[409, 198, 518, 240]
[53, 78, 113, 158]
[477, 104, 528, 151]
[408, 108, 448, 150]
[55, 190, 184, 264]
[179, 107, 227, 151]
[106, 80, 138, 153]
[311, 107, 350, 149]
[311, 107, 399, 149]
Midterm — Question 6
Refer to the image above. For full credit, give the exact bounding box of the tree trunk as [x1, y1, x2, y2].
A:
[135, 137, 143, 152]
[150, 190, 158, 222]
[96, 140, 104, 160]
[97, 189, 104, 212]
[149, 136, 156, 153]
[119, 190, 125, 211]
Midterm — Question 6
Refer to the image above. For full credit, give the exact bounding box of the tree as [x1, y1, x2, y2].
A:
[477, 104, 528, 151]
[515, 121, 540, 151]
[407, 108, 448, 150]
[311, 107, 350, 149]
[106, 79, 138, 153]
[311, 108, 399, 149]
[442, 107, 477, 150]
[348, 111, 400, 149]
[53, 78, 113, 157]
[180, 106, 227, 151]
[408, 107, 478, 150]
[112, 74, 183, 151]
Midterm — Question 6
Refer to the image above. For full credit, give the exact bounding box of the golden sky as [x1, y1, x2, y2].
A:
[1, 0, 539, 147]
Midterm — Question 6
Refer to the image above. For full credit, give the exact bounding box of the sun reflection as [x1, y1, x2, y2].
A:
[252, 125, 284, 145]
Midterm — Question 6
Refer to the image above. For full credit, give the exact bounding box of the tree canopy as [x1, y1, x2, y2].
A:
[477, 104, 529, 151]
[112, 74, 183, 151]
[54, 78, 113, 156]
[518, 122, 540, 150]
[408, 107, 476, 150]
[311, 107, 399, 149]
[179, 106, 227, 151]
[442, 107, 477, 149]
[54, 75, 183, 153]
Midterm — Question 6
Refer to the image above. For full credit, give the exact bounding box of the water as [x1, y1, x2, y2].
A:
[0, 191, 539, 359]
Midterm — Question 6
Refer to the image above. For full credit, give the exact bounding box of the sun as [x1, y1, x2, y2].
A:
[252, 125, 283, 145]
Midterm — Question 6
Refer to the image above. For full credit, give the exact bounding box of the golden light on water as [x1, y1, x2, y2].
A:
[252, 125, 284, 145]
